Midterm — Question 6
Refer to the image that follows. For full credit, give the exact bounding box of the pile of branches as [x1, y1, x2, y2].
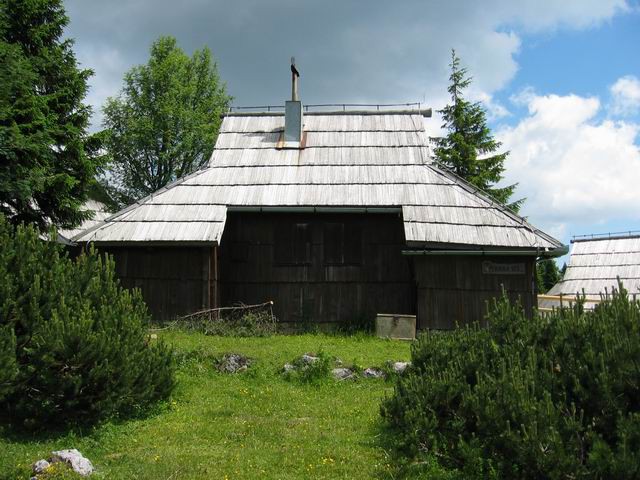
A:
[157, 301, 277, 337]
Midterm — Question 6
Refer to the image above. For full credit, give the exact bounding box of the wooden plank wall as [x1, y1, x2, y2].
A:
[414, 255, 536, 329]
[101, 246, 216, 321]
[96, 224, 534, 329]
[219, 212, 415, 326]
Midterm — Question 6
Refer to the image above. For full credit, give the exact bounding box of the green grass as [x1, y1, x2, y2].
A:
[0, 332, 411, 479]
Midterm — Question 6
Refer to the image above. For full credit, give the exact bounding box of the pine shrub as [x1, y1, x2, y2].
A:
[381, 286, 640, 479]
[0, 216, 175, 427]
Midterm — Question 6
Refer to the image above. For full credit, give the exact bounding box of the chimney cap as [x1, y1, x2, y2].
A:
[290, 56, 300, 102]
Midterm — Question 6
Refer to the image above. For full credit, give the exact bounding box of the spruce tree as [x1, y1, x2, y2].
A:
[433, 50, 521, 211]
[536, 258, 561, 293]
[0, 0, 97, 230]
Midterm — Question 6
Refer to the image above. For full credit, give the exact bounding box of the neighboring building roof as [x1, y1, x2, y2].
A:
[59, 200, 110, 243]
[73, 110, 562, 251]
[547, 233, 640, 300]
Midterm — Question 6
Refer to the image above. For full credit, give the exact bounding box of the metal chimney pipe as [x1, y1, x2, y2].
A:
[291, 56, 299, 101]
[284, 57, 303, 148]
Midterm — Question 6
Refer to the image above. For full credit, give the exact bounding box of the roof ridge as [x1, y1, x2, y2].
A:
[223, 108, 432, 117]
[572, 233, 640, 243]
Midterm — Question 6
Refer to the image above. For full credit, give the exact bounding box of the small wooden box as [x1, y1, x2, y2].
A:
[375, 313, 416, 340]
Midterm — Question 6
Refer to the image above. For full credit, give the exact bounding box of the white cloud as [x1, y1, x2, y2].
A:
[498, 91, 640, 233]
[489, 0, 628, 32]
[609, 75, 640, 117]
[471, 90, 511, 120]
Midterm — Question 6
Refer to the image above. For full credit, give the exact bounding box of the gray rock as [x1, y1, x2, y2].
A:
[32, 459, 50, 474]
[300, 354, 319, 364]
[217, 353, 251, 373]
[283, 363, 295, 373]
[392, 361, 411, 374]
[332, 367, 356, 380]
[363, 367, 385, 378]
[50, 449, 93, 476]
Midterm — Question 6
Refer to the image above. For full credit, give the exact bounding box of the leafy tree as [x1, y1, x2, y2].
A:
[100, 36, 231, 206]
[0, 0, 96, 230]
[536, 258, 561, 293]
[433, 50, 521, 210]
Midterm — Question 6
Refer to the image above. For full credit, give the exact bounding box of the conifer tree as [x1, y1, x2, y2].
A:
[0, 215, 174, 426]
[536, 258, 561, 293]
[0, 326, 16, 402]
[0, 0, 97, 230]
[433, 50, 521, 211]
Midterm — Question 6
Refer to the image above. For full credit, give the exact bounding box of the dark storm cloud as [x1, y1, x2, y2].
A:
[65, 0, 445, 106]
[63, 0, 625, 126]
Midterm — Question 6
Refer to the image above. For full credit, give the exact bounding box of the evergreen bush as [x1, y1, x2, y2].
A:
[0, 216, 175, 427]
[381, 286, 640, 479]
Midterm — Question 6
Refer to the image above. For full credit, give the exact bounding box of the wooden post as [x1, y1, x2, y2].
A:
[210, 245, 219, 318]
[201, 247, 209, 311]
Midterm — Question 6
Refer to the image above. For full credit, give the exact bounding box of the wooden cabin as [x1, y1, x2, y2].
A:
[73, 85, 565, 329]
[540, 232, 640, 310]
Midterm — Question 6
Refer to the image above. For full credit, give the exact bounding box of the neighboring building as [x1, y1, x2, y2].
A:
[72, 79, 565, 329]
[58, 200, 110, 245]
[542, 232, 640, 308]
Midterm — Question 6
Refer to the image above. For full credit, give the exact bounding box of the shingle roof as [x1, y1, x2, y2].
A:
[74, 110, 562, 250]
[59, 200, 110, 242]
[547, 235, 640, 299]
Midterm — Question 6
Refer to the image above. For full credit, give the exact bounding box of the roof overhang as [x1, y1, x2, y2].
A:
[227, 206, 402, 214]
[402, 244, 569, 258]
[75, 240, 219, 247]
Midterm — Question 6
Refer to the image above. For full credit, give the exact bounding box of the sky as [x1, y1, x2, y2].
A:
[64, 0, 640, 251]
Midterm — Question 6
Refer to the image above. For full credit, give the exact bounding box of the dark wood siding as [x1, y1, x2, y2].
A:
[94, 218, 535, 330]
[414, 255, 536, 329]
[100, 246, 216, 321]
[219, 212, 414, 326]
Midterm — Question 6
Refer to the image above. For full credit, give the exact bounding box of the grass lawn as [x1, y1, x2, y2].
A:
[0, 332, 411, 479]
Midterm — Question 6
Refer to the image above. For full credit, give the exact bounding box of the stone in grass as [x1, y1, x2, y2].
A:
[332, 367, 357, 380]
[391, 361, 411, 374]
[300, 353, 319, 365]
[217, 353, 251, 373]
[362, 367, 386, 379]
[283, 354, 318, 373]
[50, 449, 94, 476]
[32, 459, 50, 474]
